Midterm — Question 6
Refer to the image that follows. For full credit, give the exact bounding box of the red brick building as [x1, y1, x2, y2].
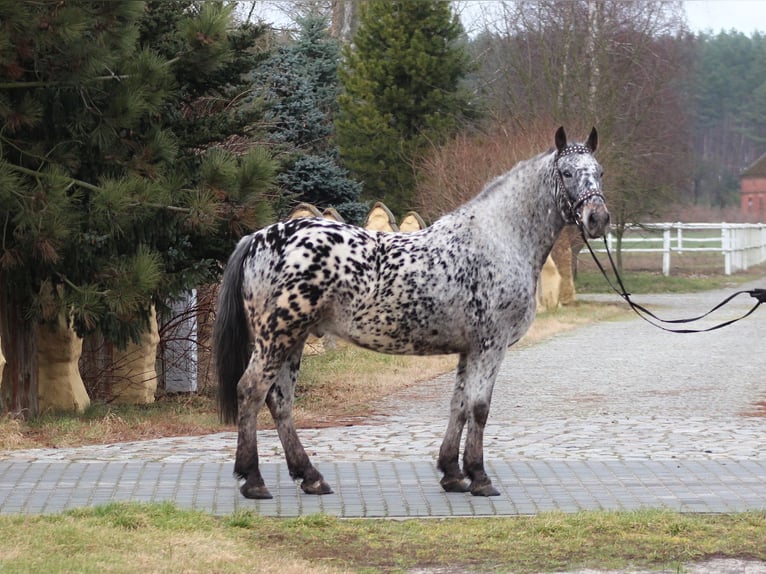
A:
[741, 153, 766, 221]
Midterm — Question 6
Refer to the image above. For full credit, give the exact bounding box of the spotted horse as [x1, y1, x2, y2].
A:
[214, 127, 611, 500]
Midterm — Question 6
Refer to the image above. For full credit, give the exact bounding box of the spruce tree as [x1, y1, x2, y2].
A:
[0, 1, 275, 415]
[257, 13, 366, 224]
[336, 0, 474, 215]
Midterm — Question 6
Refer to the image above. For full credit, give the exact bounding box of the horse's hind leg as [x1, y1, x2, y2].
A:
[266, 339, 333, 496]
[437, 354, 470, 493]
[234, 357, 275, 500]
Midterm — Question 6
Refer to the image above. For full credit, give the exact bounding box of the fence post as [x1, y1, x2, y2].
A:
[662, 226, 671, 276]
[762, 225, 766, 265]
[162, 289, 199, 393]
[721, 224, 732, 275]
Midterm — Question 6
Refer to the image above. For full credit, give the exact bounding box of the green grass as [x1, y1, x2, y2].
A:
[298, 345, 414, 391]
[0, 504, 764, 573]
[575, 267, 765, 294]
[29, 394, 219, 429]
[0, 394, 226, 451]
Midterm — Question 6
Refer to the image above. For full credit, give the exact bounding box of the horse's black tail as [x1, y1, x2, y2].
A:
[213, 236, 253, 424]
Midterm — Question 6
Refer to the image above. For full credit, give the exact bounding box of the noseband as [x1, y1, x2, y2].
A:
[554, 144, 605, 227]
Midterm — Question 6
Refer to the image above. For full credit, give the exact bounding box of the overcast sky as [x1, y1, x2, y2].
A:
[246, 1, 766, 36]
[455, 0, 766, 35]
[685, 0, 766, 34]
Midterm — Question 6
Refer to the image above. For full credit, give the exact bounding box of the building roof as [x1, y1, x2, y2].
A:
[741, 152, 766, 178]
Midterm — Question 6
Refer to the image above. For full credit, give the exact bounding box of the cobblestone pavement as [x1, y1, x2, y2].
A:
[1, 278, 765, 520]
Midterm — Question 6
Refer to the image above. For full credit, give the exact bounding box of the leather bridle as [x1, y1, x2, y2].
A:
[554, 145, 605, 228]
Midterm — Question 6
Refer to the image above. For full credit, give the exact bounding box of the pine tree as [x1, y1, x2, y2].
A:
[693, 31, 766, 205]
[138, 1, 276, 266]
[256, 12, 366, 224]
[336, 0, 475, 215]
[0, 1, 275, 416]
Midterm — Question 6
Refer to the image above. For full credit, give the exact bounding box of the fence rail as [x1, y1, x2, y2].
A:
[583, 222, 766, 276]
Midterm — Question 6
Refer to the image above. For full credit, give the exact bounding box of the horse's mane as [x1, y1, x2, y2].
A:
[468, 149, 553, 205]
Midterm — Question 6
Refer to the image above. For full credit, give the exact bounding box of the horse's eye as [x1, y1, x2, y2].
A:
[562, 170, 572, 178]
[600, 170, 604, 178]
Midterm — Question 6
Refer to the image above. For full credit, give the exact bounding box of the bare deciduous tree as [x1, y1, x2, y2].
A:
[464, 0, 693, 268]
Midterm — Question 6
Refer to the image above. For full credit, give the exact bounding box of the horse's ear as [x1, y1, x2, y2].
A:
[586, 127, 598, 152]
[555, 126, 567, 153]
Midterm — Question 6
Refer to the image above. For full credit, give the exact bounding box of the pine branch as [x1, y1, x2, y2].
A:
[6, 162, 192, 214]
[59, 275, 109, 297]
[0, 58, 182, 90]
[0, 81, 53, 89]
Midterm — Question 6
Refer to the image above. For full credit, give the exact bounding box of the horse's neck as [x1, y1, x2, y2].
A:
[463, 153, 564, 273]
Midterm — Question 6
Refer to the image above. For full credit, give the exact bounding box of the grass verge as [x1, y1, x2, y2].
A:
[0, 503, 764, 574]
[575, 265, 766, 294]
[0, 393, 225, 451]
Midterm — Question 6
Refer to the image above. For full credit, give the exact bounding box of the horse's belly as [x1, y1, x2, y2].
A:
[348, 332, 463, 356]
[321, 271, 537, 356]
[325, 312, 466, 356]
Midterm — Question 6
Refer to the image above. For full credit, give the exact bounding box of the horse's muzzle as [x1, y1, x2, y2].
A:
[580, 198, 610, 238]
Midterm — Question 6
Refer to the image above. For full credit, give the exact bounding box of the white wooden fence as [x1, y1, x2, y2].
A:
[587, 223, 766, 276]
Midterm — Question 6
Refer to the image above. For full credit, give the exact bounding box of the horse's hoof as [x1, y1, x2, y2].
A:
[440, 476, 470, 493]
[241, 483, 273, 500]
[301, 479, 333, 495]
[470, 482, 500, 497]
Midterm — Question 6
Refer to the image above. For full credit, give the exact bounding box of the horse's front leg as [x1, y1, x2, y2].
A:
[438, 353, 470, 493]
[266, 340, 332, 496]
[462, 347, 505, 497]
[234, 359, 273, 499]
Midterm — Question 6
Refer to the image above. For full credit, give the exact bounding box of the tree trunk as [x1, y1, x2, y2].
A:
[0, 289, 39, 417]
[551, 227, 579, 305]
[109, 306, 159, 404]
[37, 314, 90, 414]
[615, 225, 625, 274]
[331, 0, 360, 43]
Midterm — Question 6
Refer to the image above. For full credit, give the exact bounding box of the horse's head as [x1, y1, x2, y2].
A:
[554, 126, 610, 238]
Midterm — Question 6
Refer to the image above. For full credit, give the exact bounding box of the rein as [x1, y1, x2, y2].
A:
[579, 228, 766, 333]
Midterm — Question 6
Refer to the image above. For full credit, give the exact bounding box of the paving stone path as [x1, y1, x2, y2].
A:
[1, 278, 765, 519]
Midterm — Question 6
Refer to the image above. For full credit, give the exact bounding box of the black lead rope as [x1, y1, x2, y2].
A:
[580, 229, 766, 333]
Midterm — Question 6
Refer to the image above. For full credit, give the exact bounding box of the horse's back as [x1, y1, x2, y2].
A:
[239, 218, 379, 338]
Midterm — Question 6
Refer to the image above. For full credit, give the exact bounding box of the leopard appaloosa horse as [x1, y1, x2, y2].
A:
[214, 127, 610, 500]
